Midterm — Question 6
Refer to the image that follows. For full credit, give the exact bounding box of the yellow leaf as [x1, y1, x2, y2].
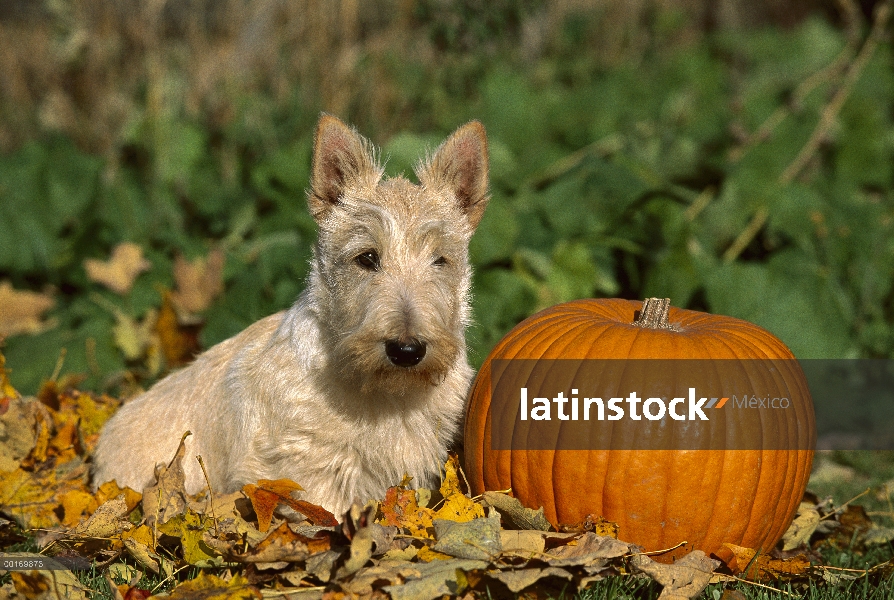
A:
[95, 480, 142, 513]
[164, 571, 260, 599]
[60, 489, 98, 527]
[0, 281, 55, 337]
[158, 509, 223, 566]
[416, 545, 453, 562]
[112, 308, 159, 361]
[434, 455, 484, 523]
[83, 242, 151, 295]
[378, 484, 434, 538]
[1, 350, 19, 399]
[0, 468, 63, 530]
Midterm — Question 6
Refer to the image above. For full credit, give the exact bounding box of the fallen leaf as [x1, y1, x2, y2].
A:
[723, 543, 811, 580]
[72, 495, 132, 538]
[379, 484, 434, 538]
[235, 522, 329, 563]
[94, 480, 142, 513]
[383, 558, 489, 600]
[782, 502, 821, 551]
[155, 293, 202, 368]
[416, 545, 453, 562]
[59, 489, 98, 527]
[112, 308, 159, 363]
[142, 432, 190, 529]
[0, 396, 38, 472]
[171, 248, 226, 315]
[0, 281, 55, 337]
[340, 562, 422, 595]
[500, 529, 547, 556]
[433, 455, 484, 523]
[157, 508, 223, 566]
[84, 243, 151, 295]
[482, 491, 551, 531]
[241, 478, 339, 533]
[164, 572, 260, 600]
[558, 513, 619, 538]
[19, 408, 51, 468]
[864, 525, 894, 546]
[631, 550, 719, 600]
[492, 566, 573, 593]
[431, 515, 501, 560]
[543, 532, 634, 569]
[11, 566, 89, 600]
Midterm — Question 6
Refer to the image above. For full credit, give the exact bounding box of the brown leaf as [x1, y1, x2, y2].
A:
[156, 293, 202, 368]
[631, 550, 719, 600]
[544, 532, 635, 569]
[142, 432, 191, 529]
[236, 521, 330, 563]
[83, 243, 151, 295]
[0, 281, 55, 337]
[723, 543, 811, 580]
[291, 499, 338, 527]
[241, 478, 340, 533]
[171, 248, 225, 315]
[72, 495, 132, 538]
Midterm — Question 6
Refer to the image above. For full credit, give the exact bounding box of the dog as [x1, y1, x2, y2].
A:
[92, 113, 489, 516]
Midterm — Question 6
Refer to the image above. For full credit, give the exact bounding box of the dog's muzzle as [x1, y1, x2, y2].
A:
[385, 339, 426, 367]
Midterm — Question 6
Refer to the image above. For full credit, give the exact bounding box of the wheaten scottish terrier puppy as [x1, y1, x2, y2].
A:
[93, 114, 489, 516]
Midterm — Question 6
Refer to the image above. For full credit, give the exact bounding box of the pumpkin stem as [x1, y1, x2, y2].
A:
[633, 298, 680, 331]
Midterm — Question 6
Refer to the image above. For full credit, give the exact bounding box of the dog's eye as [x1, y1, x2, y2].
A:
[355, 250, 380, 271]
[433, 256, 448, 267]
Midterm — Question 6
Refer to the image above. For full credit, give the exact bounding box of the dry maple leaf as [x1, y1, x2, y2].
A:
[433, 455, 484, 522]
[84, 243, 152, 295]
[379, 484, 434, 537]
[0, 281, 55, 337]
[171, 248, 225, 315]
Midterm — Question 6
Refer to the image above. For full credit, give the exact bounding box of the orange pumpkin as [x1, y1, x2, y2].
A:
[464, 298, 815, 564]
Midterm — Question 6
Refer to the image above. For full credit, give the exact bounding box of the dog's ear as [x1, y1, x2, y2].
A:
[309, 114, 382, 221]
[418, 120, 489, 230]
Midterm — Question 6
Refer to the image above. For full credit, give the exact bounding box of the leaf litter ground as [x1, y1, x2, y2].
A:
[1, 356, 893, 599]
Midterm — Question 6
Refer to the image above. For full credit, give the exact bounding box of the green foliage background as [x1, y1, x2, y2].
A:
[1, 1, 893, 394]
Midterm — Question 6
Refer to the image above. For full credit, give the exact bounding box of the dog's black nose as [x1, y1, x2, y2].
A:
[385, 339, 426, 367]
